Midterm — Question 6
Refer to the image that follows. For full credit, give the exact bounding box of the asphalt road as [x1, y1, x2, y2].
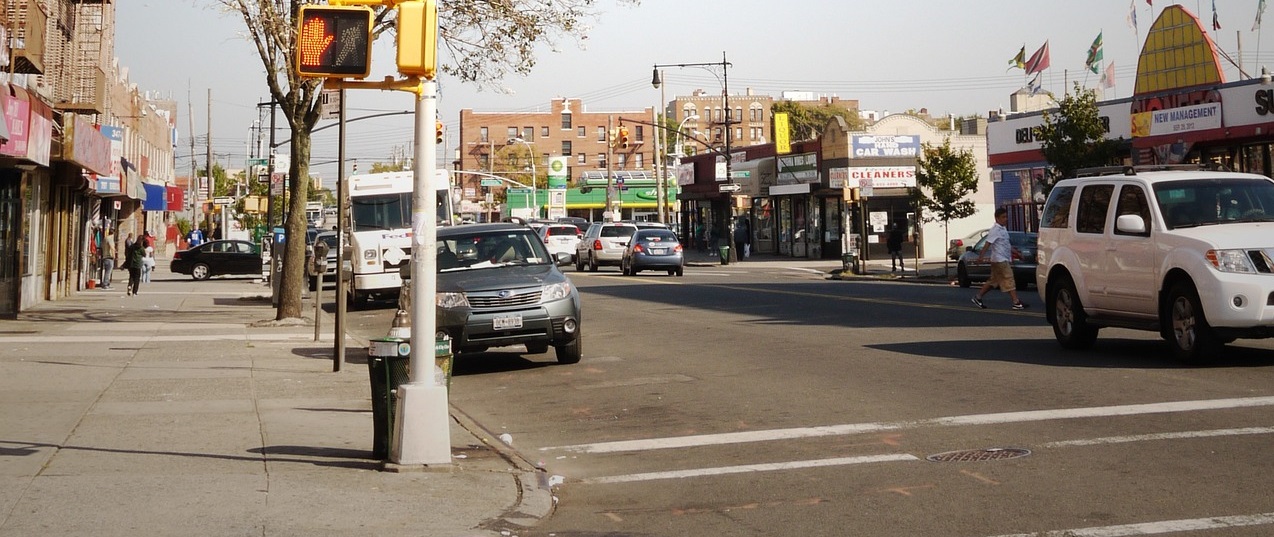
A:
[345, 263, 1274, 537]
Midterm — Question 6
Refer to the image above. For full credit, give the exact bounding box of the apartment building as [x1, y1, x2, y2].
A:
[0, 0, 176, 315]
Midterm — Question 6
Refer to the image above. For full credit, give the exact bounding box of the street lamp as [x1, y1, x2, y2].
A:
[653, 52, 736, 263]
[507, 137, 537, 217]
[672, 114, 700, 159]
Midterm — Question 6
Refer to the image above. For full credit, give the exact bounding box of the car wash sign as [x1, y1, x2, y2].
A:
[852, 135, 920, 158]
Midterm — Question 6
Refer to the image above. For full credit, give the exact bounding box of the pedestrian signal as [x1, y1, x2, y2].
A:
[296, 6, 373, 78]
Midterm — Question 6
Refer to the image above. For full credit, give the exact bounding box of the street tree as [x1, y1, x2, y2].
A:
[216, 0, 635, 320]
[914, 138, 979, 276]
[771, 100, 863, 142]
[1037, 82, 1122, 191]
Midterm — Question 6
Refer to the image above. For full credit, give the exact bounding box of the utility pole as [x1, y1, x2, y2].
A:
[205, 89, 213, 233]
[652, 86, 665, 224]
[605, 115, 614, 221]
[187, 88, 198, 226]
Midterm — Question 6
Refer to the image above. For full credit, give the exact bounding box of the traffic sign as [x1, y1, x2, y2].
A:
[480, 179, 503, 187]
[247, 158, 268, 167]
[719, 183, 742, 193]
[729, 171, 751, 178]
[213, 196, 234, 205]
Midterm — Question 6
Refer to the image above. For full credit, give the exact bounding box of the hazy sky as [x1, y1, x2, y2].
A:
[114, 1, 1274, 182]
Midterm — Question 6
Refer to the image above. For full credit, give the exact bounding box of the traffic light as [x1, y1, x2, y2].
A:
[295, 6, 373, 79]
[397, 0, 439, 78]
[608, 128, 618, 148]
[435, 120, 444, 144]
[619, 126, 630, 149]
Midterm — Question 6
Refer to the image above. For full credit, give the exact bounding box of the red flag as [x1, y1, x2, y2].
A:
[1024, 41, 1051, 74]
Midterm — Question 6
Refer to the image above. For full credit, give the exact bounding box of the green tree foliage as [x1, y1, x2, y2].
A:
[216, 0, 633, 319]
[914, 138, 979, 274]
[771, 101, 863, 142]
[1037, 82, 1122, 187]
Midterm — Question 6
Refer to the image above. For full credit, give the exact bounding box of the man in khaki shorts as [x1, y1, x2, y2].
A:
[971, 207, 1028, 310]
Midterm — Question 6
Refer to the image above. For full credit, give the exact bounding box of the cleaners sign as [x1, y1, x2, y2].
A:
[852, 135, 919, 158]
[850, 166, 916, 188]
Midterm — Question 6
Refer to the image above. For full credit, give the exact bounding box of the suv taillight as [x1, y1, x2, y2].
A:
[592, 239, 603, 250]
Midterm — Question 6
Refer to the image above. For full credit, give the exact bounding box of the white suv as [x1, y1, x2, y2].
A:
[1036, 166, 1274, 364]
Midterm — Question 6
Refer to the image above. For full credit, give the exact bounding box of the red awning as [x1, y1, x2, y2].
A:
[166, 186, 183, 211]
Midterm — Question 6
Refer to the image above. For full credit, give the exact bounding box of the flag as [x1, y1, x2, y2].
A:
[1086, 32, 1104, 73]
[1007, 46, 1025, 71]
[1127, 0, 1138, 32]
[1256, 0, 1267, 31]
[1028, 73, 1043, 96]
[1101, 62, 1117, 89]
[1024, 41, 1051, 74]
[1213, 0, 1221, 30]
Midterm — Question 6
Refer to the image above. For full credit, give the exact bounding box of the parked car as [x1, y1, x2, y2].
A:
[621, 228, 684, 276]
[955, 231, 1038, 290]
[307, 231, 340, 290]
[170, 240, 264, 280]
[948, 228, 988, 260]
[538, 224, 582, 262]
[404, 223, 581, 364]
[1035, 165, 1274, 364]
[575, 222, 638, 272]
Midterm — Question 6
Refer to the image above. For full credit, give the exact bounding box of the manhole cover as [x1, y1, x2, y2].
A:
[926, 447, 1031, 462]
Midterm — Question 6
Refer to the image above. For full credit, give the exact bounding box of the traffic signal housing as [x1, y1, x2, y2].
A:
[619, 126, 630, 149]
[435, 120, 444, 144]
[397, 0, 439, 78]
[295, 6, 374, 79]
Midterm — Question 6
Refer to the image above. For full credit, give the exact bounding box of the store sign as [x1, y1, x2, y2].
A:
[850, 166, 916, 188]
[1131, 102, 1222, 138]
[829, 167, 849, 188]
[852, 135, 919, 158]
[776, 152, 818, 184]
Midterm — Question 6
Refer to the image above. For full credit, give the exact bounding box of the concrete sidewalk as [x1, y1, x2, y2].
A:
[0, 275, 549, 537]
[682, 248, 961, 284]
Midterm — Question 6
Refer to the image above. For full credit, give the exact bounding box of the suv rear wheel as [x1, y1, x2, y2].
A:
[1049, 275, 1098, 349]
[1165, 281, 1223, 364]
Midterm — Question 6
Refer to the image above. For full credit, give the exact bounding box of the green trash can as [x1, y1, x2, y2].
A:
[367, 337, 411, 460]
[719, 245, 731, 265]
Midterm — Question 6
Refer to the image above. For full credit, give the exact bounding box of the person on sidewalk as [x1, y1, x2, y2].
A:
[125, 237, 145, 296]
[141, 244, 156, 283]
[733, 217, 751, 261]
[971, 207, 1028, 310]
[187, 227, 205, 249]
[887, 222, 905, 272]
[100, 230, 116, 289]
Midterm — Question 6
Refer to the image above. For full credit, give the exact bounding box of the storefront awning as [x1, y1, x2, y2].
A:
[166, 186, 183, 211]
[142, 183, 166, 210]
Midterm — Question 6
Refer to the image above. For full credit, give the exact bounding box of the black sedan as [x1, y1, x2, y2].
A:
[621, 228, 684, 276]
[170, 240, 264, 280]
[956, 231, 1037, 290]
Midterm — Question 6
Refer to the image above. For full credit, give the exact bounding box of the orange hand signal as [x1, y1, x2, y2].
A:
[298, 18, 335, 67]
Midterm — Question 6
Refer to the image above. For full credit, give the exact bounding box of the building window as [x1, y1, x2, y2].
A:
[541, 126, 549, 137]
[735, 127, 742, 142]
[750, 104, 762, 122]
[596, 126, 606, 142]
[635, 125, 644, 142]
[478, 154, 489, 169]
[634, 153, 643, 168]
[683, 104, 697, 120]
[507, 126, 518, 140]
[597, 153, 606, 165]
[562, 141, 572, 155]
[617, 153, 627, 168]
[480, 127, 489, 142]
[577, 153, 586, 164]
[561, 112, 572, 129]
[523, 127, 533, 141]
[577, 126, 586, 138]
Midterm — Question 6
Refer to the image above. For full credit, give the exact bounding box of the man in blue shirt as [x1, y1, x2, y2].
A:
[971, 207, 1028, 310]
[188, 227, 205, 248]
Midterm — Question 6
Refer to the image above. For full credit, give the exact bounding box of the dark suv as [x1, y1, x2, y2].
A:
[411, 223, 582, 364]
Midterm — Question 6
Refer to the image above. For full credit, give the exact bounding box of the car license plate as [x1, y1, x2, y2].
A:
[650, 248, 667, 255]
[493, 314, 523, 330]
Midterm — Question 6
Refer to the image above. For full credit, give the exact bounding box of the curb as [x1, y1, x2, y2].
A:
[450, 406, 557, 535]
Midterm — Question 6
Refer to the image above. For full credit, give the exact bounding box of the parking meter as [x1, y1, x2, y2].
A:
[313, 240, 330, 271]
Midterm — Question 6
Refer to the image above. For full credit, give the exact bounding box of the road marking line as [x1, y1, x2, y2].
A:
[580, 454, 918, 485]
[986, 511, 1274, 536]
[0, 333, 331, 343]
[1042, 426, 1274, 447]
[541, 396, 1274, 454]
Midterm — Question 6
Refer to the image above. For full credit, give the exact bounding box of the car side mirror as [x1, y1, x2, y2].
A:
[555, 252, 572, 266]
[1115, 214, 1147, 235]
